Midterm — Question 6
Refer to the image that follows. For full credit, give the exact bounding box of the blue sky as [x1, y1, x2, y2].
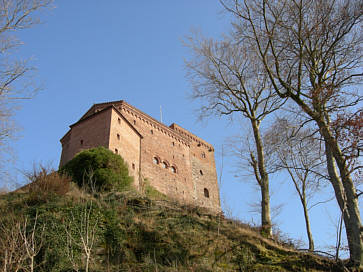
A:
[3, 0, 358, 256]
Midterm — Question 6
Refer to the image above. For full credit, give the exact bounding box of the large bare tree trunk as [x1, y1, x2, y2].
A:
[251, 119, 272, 237]
[321, 123, 363, 268]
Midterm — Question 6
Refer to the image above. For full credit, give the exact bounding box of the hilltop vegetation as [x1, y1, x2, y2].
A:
[0, 178, 347, 271]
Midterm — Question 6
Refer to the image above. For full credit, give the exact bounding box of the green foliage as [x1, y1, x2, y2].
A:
[0, 185, 345, 272]
[143, 179, 168, 200]
[103, 207, 126, 265]
[60, 147, 133, 192]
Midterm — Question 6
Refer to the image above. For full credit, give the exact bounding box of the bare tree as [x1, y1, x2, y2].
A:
[0, 215, 26, 272]
[265, 117, 327, 251]
[0, 212, 45, 272]
[185, 34, 285, 236]
[0, 0, 52, 177]
[65, 201, 99, 272]
[19, 212, 45, 272]
[221, 0, 363, 267]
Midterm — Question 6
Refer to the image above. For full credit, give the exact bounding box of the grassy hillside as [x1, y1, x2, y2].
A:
[0, 173, 347, 272]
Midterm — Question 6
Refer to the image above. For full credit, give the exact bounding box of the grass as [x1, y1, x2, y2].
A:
[0, 177, 349, 272]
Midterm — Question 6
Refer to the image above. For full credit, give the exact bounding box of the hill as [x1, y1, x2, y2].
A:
[0, 173, 346, 272]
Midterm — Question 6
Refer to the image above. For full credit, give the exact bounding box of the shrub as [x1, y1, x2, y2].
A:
[60, 147, 133, 192]
[24, 166, 71, 204]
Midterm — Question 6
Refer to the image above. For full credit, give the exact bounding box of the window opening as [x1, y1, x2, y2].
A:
[200, 170, 203, 175]
[115, 148, 118, 154]
[204, 188, 209, 198]
[162, 162, 168, 169]
[117, 134, 120, 140]
[80, 139, 83, 145]
[201, 152, 206, 158]
[151, 129, 153, 134]
[132, 163, 135, 170]
[118, 118, 121, 124]
[171, 166, 176, 173]
[153, 157, 159, 164]
[133, 120, 136, 125]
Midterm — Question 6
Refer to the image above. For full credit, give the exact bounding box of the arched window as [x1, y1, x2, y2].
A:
[171, 166, 177, 173]
[162, 161, 168, 169]
[115, 148, 118, 154]
[204, 188, 209, 198]
[153, 157, 159, 165]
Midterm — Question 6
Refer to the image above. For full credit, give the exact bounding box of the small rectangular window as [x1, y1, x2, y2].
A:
[118, 118, 121, 124]
[117, 134, 120, 140]
[132, 163, 135, 170]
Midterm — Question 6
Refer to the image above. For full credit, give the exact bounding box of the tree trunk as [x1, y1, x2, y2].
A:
[284, 93, 363, 267]
[301, 196, 314, 251]
[30, 256, 34, 272]
[85, 255, 89, 272]
[260, 181, 272, 237]
[251, 119, 272, 237]
[320, 122, 363, 269]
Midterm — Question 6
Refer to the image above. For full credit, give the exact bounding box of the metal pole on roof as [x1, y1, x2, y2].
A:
[160, 105, 163, 123]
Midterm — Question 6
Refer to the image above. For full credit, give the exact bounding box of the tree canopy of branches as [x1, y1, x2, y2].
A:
[0, 0, 52, 179]
[221, 0, 363, 267]
[265, 117, 326, 251]
[185, 34, 284, 236]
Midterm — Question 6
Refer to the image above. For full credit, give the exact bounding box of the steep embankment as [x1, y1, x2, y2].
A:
[0, 182, 344, 272]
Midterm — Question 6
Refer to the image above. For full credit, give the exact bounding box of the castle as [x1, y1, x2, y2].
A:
[59, 100, 221, 213]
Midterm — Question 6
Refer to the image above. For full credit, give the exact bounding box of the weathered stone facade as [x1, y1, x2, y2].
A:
[59, 100, 221, 213]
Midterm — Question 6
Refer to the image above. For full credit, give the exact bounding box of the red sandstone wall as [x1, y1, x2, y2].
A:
[119, 106, 195, 205]
[170, 123, 221, 213]
[108, 109, 141, 189]
[59, 108, 112, 167]
[59, 101, 221, 213]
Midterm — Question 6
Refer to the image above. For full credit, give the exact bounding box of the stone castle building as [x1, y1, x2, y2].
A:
[59, 100, 221, 213]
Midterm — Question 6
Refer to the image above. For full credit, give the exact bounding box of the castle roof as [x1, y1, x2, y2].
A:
[74, 99, 214, 151]
[60, 104, 143, 144]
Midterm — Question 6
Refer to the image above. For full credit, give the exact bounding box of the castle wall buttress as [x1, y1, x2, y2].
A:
[108, 109, 141, 189]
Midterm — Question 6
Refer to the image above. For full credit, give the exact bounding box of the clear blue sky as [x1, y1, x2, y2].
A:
[3, 0, 359, 256]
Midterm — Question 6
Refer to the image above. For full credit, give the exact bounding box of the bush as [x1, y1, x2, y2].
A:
[60, 147, 133, 192]
[23, 166, 71, 204]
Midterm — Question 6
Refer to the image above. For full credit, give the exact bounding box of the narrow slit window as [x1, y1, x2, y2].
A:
[115, 148, 118, 154]
[204, 188, 209, 198]
[200, 170, 203, 176]
[117, 134, 120, 140]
